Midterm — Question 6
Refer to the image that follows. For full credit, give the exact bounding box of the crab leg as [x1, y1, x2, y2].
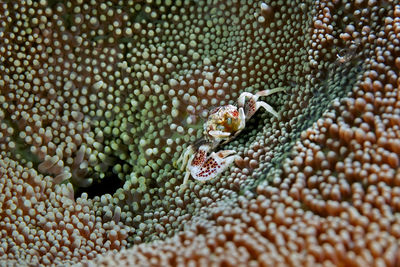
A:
[256, 87, 286, 97]
[237, 92, 255, 109]
[179, 145, 197, 191]
[238, 87, 285, 119]
[208, 130, 231, 139]
[181, 155, 193, 186]
[256, 101, 279, 118]
[176, 144, 195, 171]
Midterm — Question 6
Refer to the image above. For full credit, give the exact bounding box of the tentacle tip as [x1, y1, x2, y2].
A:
[179, 183, 188, 193]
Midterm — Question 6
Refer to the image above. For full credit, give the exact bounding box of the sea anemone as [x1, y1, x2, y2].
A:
[1, 0, 400, 266]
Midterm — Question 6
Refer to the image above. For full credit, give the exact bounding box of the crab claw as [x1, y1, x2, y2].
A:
[179, 146, 238, 192]
[190, 149, 238, 182]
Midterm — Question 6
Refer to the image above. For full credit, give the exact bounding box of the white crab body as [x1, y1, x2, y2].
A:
[177, 87, 286, 189]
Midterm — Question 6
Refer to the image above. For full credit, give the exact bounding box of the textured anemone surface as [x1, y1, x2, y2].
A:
[1, 0, 400, 266]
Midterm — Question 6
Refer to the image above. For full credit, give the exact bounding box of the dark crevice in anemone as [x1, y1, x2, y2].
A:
[47, 0, 63, 8]
[75, 170, 125, 199]
[75, 159, 126, 199]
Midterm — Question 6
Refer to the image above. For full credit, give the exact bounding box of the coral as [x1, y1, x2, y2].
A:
[1, 0, 400, 266]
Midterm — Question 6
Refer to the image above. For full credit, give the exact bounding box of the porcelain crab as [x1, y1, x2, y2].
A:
[176, 87, 285, 189]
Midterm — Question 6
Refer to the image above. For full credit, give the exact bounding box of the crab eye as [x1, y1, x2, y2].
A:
[226, 118, 232, 125]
